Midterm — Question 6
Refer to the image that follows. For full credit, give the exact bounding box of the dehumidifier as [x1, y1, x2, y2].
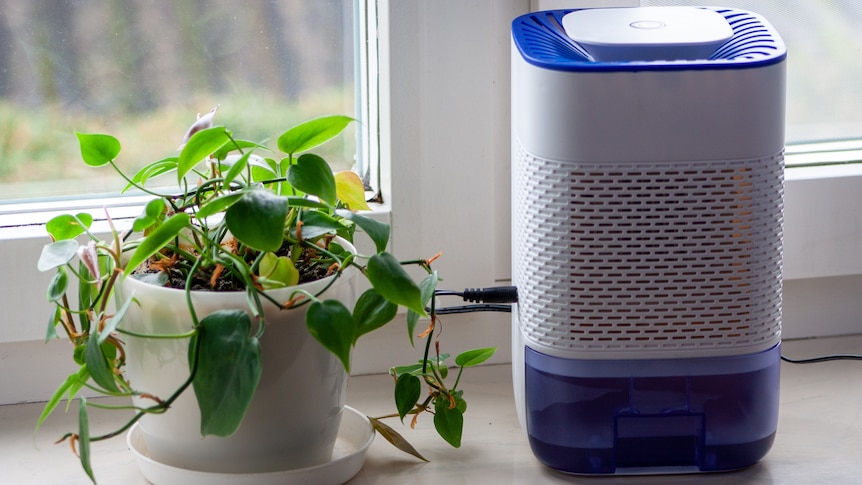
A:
[511, 6, 786, 474]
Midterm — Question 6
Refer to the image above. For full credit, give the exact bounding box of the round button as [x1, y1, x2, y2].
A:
[630, 20, 666, 29]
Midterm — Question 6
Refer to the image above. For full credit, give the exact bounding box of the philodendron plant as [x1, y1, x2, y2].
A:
[36, 108, 496, 482]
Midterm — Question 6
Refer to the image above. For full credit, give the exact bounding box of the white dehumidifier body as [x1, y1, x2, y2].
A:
[511, 7, 786, 474]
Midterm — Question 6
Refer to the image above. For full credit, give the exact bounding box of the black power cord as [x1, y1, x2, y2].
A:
[433, 286, 518, 315]
[435, 285, 861, 365]
[780, 353, 862, 364]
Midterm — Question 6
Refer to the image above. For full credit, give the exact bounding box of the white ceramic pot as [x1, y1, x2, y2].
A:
[118, 240, 357, 473]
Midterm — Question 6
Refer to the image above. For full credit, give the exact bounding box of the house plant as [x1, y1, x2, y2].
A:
[36, 108, 496, 483]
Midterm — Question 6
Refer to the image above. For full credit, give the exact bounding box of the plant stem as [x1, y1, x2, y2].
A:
[115, 327, 197, 340]
[58, 295, 78, 340]
[452, 367, 465, 391]
[108, 160, 167, 198]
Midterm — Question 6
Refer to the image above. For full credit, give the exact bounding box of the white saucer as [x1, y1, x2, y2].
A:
[127, 406, 375, 485]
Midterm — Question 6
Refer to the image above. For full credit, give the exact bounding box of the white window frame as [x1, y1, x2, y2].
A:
[2, 0, 862, 404]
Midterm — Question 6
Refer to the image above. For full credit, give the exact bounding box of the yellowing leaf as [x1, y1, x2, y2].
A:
[258, 252, 300, 289]
[334, 171, 371, 211]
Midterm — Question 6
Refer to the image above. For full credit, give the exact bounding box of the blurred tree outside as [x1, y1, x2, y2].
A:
[0, 0, 356, 201]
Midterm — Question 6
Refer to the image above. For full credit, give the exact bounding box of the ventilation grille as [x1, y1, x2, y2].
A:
[512, 7, 784, 70]
[513, 148, 784, 359]
[711, 9, 781, 60]
[514, 10, 591, 65]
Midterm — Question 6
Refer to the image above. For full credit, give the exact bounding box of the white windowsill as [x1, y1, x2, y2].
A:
[3, 334, 861, 484]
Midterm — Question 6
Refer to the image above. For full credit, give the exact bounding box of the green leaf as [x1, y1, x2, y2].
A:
[277, 115, 353, 155]
[433, 398, 464, 448]
[251, 163, 277, 184]
[352, 289, 398, 343]
[212, 139, 268, 160]
[306, 300, 354, 373]
[46, 213, 93, 241]
[78, 397, 96, 483]
[132, 198, 168, 233]
[225, 189, 288, 252]
[437, 364, 449, 380]
[99, 292, 135, 344]
[455, 347, 497, 368]
[366, 253, 426, 316]
[222, 151, 252, 186]
[420, 353, 450, 379]
[369, 417, 428, 462]
[84, 332, 120, 393]
[196, 192, 244, 220]
[131, 272, 168, 287]
[35, 366, 89, 436]
[286, 196, 331, 210]
[76, 132, 120, 167]
[297, 210, 347, 241]
[454, 392, 467, 414]
[178, 126, 229, 180]
[45, 306, 61, 341]
[286, 154, 337, 206]
[37, 240, 80, 272]
[258, 252, 299, 289]
[47, 268, 68, 302]
[336, 210, 390, 254]
[126, 157, 178, 191]
[426, 353, 450, 366]
[192, 310, 262, 437]
[390, 363, 424, 376]
[394, 374, 421, 422]
[73, 344, 86, 366]
[124, 213, 191, 275]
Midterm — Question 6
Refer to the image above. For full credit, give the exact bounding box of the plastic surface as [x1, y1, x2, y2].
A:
[512, 7, 786, 71]
[127, 406, 374, 485]
[523, 344, 780, 474]
[561, 7, 733, 62]
[510, 10, 787, 164]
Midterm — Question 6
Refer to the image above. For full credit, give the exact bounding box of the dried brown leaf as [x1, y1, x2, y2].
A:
[369, 417, 429, 462]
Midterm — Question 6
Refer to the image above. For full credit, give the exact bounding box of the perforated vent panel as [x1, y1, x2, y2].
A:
[513, 146, 784, 359]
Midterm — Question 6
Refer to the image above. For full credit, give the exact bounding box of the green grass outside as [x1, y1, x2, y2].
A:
[0, 89, 356, 201]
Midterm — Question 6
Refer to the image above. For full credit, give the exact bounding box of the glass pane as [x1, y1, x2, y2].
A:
[642, 1, 862, 145]
[0, 0, 355, 202]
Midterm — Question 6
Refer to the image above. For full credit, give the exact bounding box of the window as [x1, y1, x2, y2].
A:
[0, 0, 361, 340]
[643, 0, 862, 146]
[0, 0, 357, 202]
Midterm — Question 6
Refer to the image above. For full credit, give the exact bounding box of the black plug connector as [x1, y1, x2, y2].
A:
[461, 286, 519, 304]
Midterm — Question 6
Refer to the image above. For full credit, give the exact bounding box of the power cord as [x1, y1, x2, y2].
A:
[435, 285, 860, 365]
[433, 286, 518, 315]
[780, 353, 862, 364]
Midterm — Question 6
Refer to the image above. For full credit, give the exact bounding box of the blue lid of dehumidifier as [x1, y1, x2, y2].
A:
[512, 6, 786, 71]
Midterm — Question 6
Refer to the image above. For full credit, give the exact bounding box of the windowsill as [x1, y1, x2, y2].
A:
[3, 334, 862, 483]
